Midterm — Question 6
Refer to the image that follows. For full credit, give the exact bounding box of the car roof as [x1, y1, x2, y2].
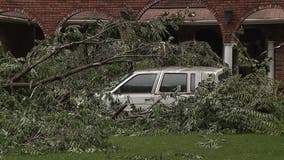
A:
[134, 66, 224, 73]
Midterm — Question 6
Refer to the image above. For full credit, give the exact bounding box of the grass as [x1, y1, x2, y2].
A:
[3, 134, 284, 160]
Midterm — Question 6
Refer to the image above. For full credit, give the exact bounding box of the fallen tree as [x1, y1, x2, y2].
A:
[0, 12, 190, 155]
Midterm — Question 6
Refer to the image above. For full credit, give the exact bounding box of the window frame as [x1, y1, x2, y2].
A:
[190, 73, 196, 93]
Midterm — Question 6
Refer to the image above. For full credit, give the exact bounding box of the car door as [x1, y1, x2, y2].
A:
[155, 72, 189, 105]
[112, 73, 159, 110]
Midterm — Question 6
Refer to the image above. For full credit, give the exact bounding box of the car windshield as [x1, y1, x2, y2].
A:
[110, 73, 133, 90]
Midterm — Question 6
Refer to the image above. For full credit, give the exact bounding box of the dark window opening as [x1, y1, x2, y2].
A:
[238, 27, 266, 76]
[238, 28, 266, 61]
[163, 25, 223, 57]
[195, 28, 223, 57]
[0, 22, 44, 57]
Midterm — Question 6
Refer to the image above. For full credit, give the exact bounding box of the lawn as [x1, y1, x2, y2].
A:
[3, 134, 284, 160]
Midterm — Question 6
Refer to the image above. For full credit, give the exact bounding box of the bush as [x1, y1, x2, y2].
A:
[185, 73, 283, 134]
[114, 72, 284, 135]
[0, 89, 110, 155]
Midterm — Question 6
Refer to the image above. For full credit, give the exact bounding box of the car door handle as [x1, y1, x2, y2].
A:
[145, 98, 151, 101]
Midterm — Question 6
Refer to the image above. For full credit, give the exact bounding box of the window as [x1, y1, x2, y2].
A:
[159, 73, 187, 92]
[118, 74, 157, 93]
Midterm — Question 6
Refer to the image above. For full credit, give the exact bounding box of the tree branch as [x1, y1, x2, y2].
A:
[10, 21, 124, 82]
[5, 54, 162, 88]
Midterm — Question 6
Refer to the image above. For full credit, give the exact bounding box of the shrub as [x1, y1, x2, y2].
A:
[0, 89, 110, 155]
[114, 72, 284, 135]
[191, 72, 282, 132]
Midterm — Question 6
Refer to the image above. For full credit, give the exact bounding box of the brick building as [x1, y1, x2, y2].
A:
[0, 0, 284, 81]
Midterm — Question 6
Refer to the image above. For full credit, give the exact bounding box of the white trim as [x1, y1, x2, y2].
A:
[224, 43, 234, 70]
[244, 18, 284, 25]
[267, 41, 275, 79]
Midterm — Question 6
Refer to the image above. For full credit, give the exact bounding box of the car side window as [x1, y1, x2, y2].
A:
[118, 74, 157, 94]
[159, 73, 187, 92]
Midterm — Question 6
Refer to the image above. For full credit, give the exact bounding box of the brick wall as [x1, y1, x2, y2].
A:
[0, 0, 150, 36]
[0, 0, 284, 41]
[1, 0, 284, 79]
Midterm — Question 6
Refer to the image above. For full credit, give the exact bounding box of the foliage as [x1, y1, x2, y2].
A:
[0, 57, 24, 83]
[233, 38, 272, 76]
[134, 40, 224, 70]
[1, 8, 283, 157]
[0, 12, 189, 155]
[114, 71, 284, 135]
[187, 71, 283, 134]
[0, 88, 110, 155]
[177, 41, 223, 67]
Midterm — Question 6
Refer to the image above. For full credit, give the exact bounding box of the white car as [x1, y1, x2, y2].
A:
[105, 66, 225, 111]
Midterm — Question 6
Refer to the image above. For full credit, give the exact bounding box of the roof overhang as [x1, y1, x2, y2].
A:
[140, 8, 284, 26]
[0, 15, 34, 24]
[183, 20, 218, 25]
[66, 19, 109, 24]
